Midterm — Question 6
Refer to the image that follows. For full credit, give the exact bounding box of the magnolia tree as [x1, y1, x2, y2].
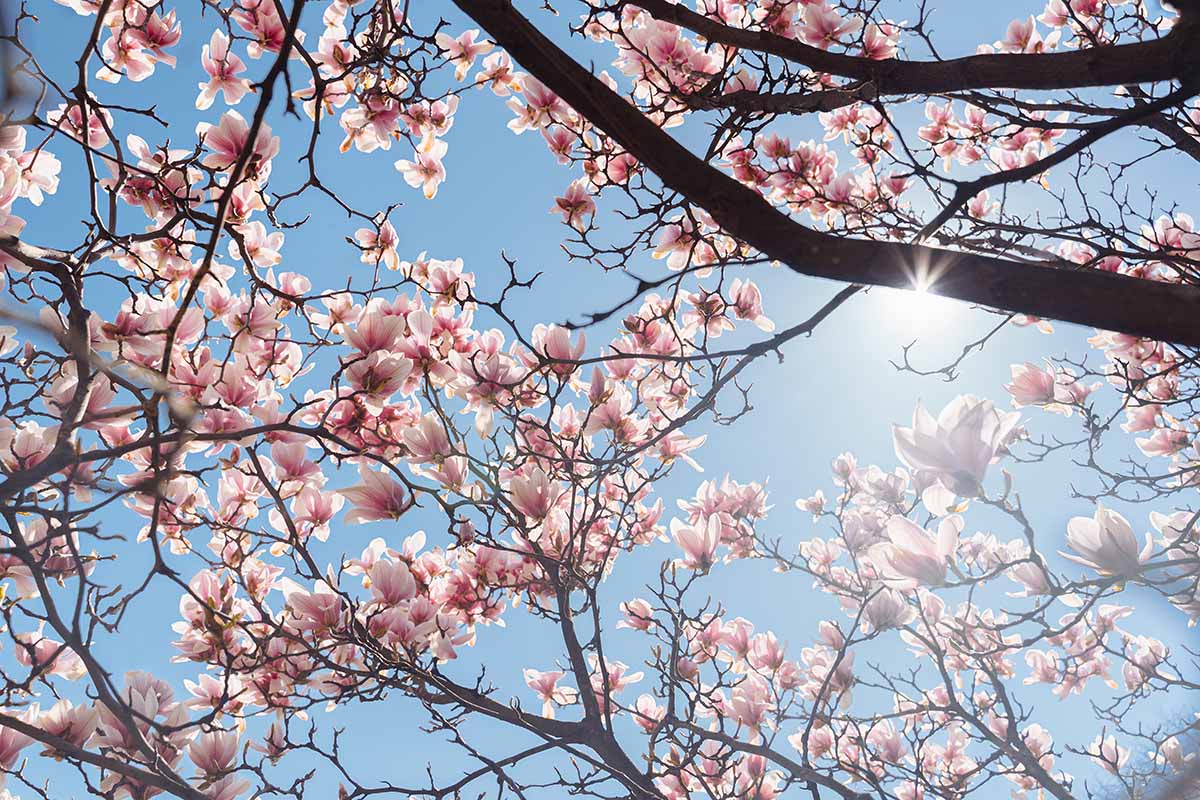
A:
[0, 0, 1199, 798]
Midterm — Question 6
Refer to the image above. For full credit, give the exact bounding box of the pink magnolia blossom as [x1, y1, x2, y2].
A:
[862, 21, 900, 59]
[671, 514, 721, 571]
[14, 629, 86, 680]
[436, 29, 493, 81]
[232, 0, 290, 59]
[1136, 425, 1191, 458]
[1150, 736, 1195, 772]
[395, 137, 449, 199]
[38, 700, 99, 748]
[345, 351, 414, 414]
[508, 467, 563, 521]
[589, 657, 644, 715]
[368, 559, 417, 605]
[189, 729, 239, 776]
[618, 598, 655, 631]
[475, 52, 521, 96]
[197, 111, 280, 175]
[728, 278, 774, 332]
[1087, 734, 1130, 775]
[339, 463, 414, 523]
[1005, 362, 1059, 407]
[507, 75, 570, 133]
[404, 412, 453, 462]
[863, 588, 915, 631]
[996, 16, 1061, 53]
[523, 669, 578, 717]
[872, 515, 963, 590]
[281, 579, 346, 635]
[801, 3, 864, 49]
[355, 219, 401, 270]
[533, 323, 586, 376]
[551, 180, 596, 232]
[47, 99, 113, 148]
[0, 717, 32, 771]
[96, 29, 157, 83]
[632, 693, 665, 732]
[198, 30, 251, 110]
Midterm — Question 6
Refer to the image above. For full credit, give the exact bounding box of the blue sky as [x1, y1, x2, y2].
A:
[7, 0, 1195, 797]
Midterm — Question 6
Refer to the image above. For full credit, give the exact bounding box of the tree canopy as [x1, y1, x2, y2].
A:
[0, 1, 1197, 799]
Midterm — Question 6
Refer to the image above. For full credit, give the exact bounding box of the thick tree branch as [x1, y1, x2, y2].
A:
[623, 0, 1199, 93]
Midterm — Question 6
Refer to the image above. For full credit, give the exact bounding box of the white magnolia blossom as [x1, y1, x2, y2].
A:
[893, 396, 1020, 496]
[1062, 504, 1153, 578]
[872, 514, 964, 590]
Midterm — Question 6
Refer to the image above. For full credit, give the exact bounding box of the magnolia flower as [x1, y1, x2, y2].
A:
[435, 29, 493, 81]
[189, 729, 239, 776]
[38, 700, 99, 749]
[551, 180, 595, 232]
[862, 21, 900, 59]
[197, 30, 251, 110]
[345, 351, 413, 414]
[280, 579, 345, 635]
[728, 278, 774, 332]
[589, 657, 644, 714]
[197, 110, 279, 174]
[523, 669, 578, 717]
[475, 52, 521, 96]
[13, 629, 86, 680]
[508, 468, 563, 521]
[533, 323, 586, 375]
[872, 515, 963, 590]
[404, 412, 453, 462]
[1005, 362, 1059, 407]
[368, 559, 417, 605]
[0, 715, 32, 771]
[996, 16, 1060, 54]
[671, 515, 721, 571]
[1150, 736, 1195, 772]
[339, 463, 414, 523]
[892, 395, 1019, 496]
[867, 720, 908, 762]
[632, 694, 665, 733]
[862, 588, 915, 631]
[617, 598, 654, 631]
[1087, 734, 1130, 775]
[354, 219, 400, 270]
[395, 137, 448, 199]
[801, 2, 864, 48]
[1007, 560, 1053, 597]
[1061, 504, 1152, 578]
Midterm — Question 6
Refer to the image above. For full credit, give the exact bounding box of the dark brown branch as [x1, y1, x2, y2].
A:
[626, 0, 1199, 93]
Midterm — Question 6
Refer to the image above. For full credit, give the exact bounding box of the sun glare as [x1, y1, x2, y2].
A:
[891, 284, 959, 333]
[875, 252, 963, 334]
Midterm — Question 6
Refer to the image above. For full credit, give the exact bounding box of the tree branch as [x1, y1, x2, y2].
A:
[624, 0, 1199, 93]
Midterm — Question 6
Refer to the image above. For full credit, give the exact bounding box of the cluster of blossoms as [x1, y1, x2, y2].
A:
[0, 672, 250, 800]
[0, 127, 60, 250]
[772, 392, 1198, 795]
[53, 0, 183, 84]
[0, 1, 789, 780]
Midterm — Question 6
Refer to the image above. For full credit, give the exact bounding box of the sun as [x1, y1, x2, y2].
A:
[873, 249, 966, 334]
[875, 281, 962, 336]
